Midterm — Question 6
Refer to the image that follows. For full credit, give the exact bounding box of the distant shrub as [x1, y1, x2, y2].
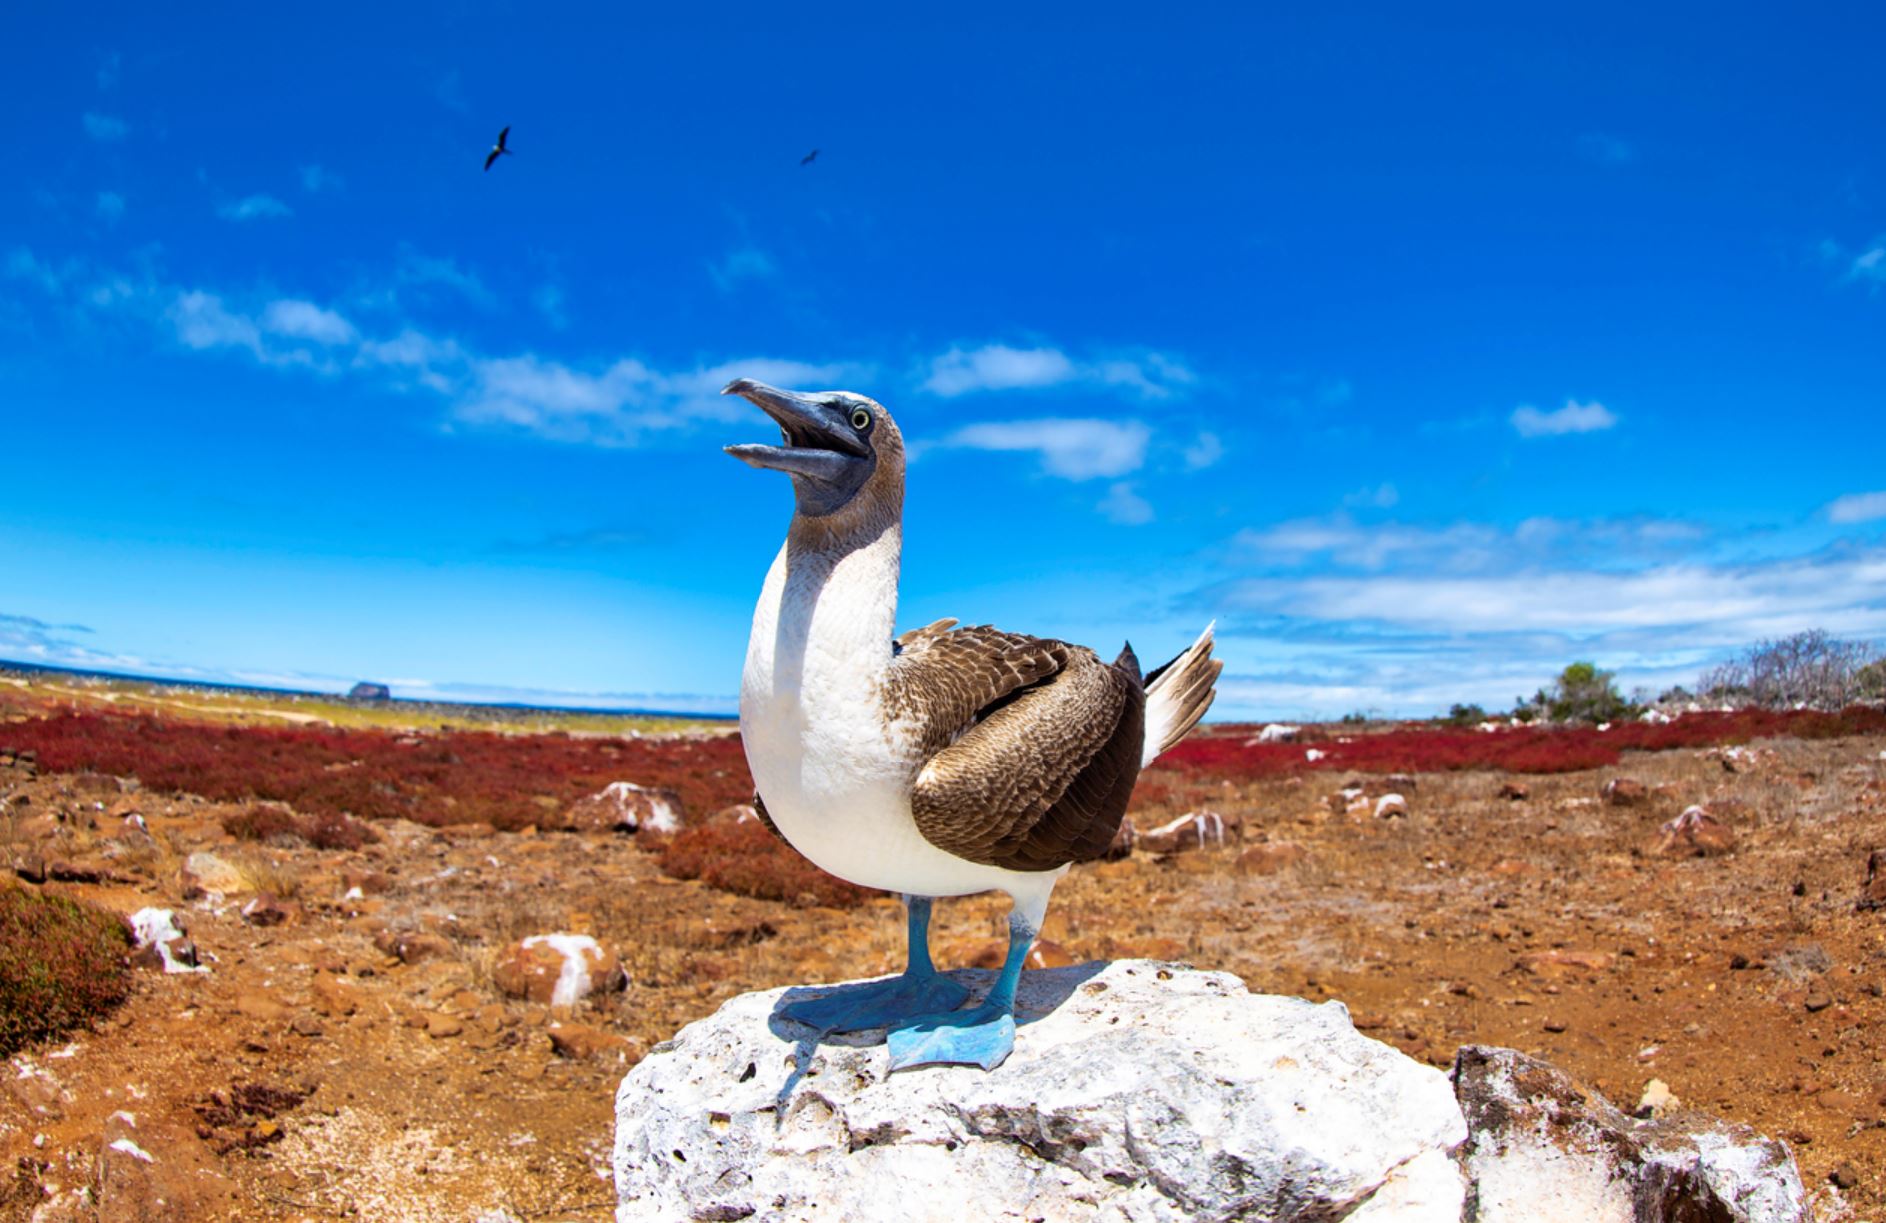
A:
[1543, 661, 1635, 724]
[1700, 630, 1884, 710]
[1444, 703, 1487, 727]
[657, 822, 872, 909]
[222, 804, 380, 851]
[0, 887, 133, 1057]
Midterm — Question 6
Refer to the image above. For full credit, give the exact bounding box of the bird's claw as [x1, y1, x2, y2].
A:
[886, 1003, 1017, 1072]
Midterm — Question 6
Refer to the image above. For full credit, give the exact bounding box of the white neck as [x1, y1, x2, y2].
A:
[743, 520, 901, 717]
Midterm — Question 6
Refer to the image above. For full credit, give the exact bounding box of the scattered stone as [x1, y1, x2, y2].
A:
[426, 1013, 464, 1039]
[1858, 849, 1886, 911]
[310, 974, 359, 1016]
[98, 1111, 239, 1220]
[340, 866, 393, 895]
[236, 991, 289, 1023]
[180, 850, 249, 898]
[616, 962, 1469, 1221]
[1655, 806, 1736, 857]
[1373, 793, 1409, 819]
[1236, 841, 1308, 875]
[548, 1020, 632, 1060]
[1830, 1162, 1859, 1189]
[289, 1014, 324, 1038]
[1138, 809, 1241, 853]
[1602, 777, 1647, 807]
[1453, 1046, 1805, 1221]
[1542, 1018, 1568, 1034]
[127, 907, 206, 975]
[1518, 949, 1614, 978]
[1804, 991, 1833, 1013]
[492, 933, 626, 1008]
[374, 930, 454, 964]
[1635, 1078, 1675, 1118]
[1254, 723, 1301, 743]
[563, 781, 685, 835]
[240, 893, 300, 927]
[702, 803, 761, 827]
[1497, 782, 1529, 801]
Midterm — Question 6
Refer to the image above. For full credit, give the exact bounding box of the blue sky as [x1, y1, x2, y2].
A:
[4, 3, 1885, 718]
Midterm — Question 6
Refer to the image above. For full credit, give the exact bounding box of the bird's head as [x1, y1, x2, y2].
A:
[722, 379, 905, 531]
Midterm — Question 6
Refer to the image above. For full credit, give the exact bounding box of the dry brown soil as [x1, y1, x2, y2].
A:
[3, 731, 1884, 1220]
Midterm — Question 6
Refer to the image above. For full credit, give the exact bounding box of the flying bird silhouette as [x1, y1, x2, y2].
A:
[484, 126, 512, 172]
[800, 148, 819, 166]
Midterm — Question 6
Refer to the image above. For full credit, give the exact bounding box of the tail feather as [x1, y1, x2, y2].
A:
[1141, 622, 1222, 768]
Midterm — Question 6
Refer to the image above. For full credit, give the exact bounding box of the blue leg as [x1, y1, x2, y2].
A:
[776, 895, 970, 1033]
[887, 910, 1035, 1071]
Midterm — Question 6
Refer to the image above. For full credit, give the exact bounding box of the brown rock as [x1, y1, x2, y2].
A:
[425, 1013, 464, 1039]
[1236, 842, 1308, 875]
[1655, 806, 1736, 857]
[340, 867, 393, 895]
[1519, 949, 1615, 978]
[240, 893, 301, 927]
[374, 930, 454, 964]
[491, 934, 625, 1007]
[547, 1021, 632, 1060]
[702, 803, 761, 827]
[236, 991, 289, 1023]
[1372, 793, 1409, 819]
[1858, 849, 1886, 911]
[1498, 782, 1530, 801]
[1602, 778, 1647, 807]
[180, 850, 250, 898]
[309, 974, 359, 1017]
[98, 1112, 238, 1221]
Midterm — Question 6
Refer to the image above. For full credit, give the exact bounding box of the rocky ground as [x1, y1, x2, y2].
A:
[2, 718, 1884, 1220]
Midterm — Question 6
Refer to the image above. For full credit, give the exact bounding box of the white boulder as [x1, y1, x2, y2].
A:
[614, 961, 1466, 1222]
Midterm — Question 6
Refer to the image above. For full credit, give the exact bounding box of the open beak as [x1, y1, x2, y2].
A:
[722, 379, 869, 482]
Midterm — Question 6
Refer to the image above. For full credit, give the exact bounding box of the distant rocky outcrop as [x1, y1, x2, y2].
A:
[346, 681, 392, 701]
[613, 961, 1806, 1223]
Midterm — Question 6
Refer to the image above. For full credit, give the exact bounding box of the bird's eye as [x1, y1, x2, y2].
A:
[849, 407, 872, 431]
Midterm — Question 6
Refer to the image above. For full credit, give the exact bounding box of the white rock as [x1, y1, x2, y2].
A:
[1305, 748, 1326, 762]
[1257, 723, 1300, 743]
[1375, 793, 1409, 819]
[127, 909, 206, 975]
[614, 961, 1467, 1222]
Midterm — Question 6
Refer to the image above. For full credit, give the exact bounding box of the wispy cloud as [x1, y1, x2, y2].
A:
[1849, 246, 1886, 286]
[1579, 132, 1635, 165]
[0, 612, 151, 674]
[1183, 431, 1224, 471]
[1097, 482, 1154, 525]
[96, 52, 121, 91]
[1233, 513, 1705, 575]
[1511, 398, 1617, 438]
[1828, 490, 1886, 524]
[95, 192, 125, 223]
[82, 112, 129, 142]
[261, 299, 357, 345]
[929, 418, 1151, 480]
[708, 247, 777, 292]
[298, 164, 343, 193]
[1342, 482, 1398, 510]
[217, 194, 292, 222]
[532, 283, 568, 329]
[922, 343, 1193, 399]
[393, 247, 493, 308]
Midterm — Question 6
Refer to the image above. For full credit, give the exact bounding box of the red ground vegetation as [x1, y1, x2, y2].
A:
[656, 821, 873, 909]
[222, 803, 381, 852]
[1157, 705, 1886, 782]
[0, 712, 753, 832]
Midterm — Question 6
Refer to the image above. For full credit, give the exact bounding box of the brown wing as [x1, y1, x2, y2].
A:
[886, 625, 1144, 872]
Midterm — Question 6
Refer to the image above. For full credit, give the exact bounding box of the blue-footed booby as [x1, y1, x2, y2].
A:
[724, 378, 1221, 1071]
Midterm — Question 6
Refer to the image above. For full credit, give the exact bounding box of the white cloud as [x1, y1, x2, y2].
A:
[1828, 490, 1886, 524]
[1097, 482, 1154, 525]
[393, 247, 492, 307]
[1233, 514, 1705, 575]
[931, 418, 1151, 480]
[168, 290, 263, 356]
[298, 164, 342, 193]
[1183, 431, 1224, 470]
[95, 192, 125, 223]
[1850, 247, 1886, 285]
[217, 194, 292, 222]
[262, 299, 357, 345]
[1511, 398, 1617, 438]
[96, 53, 121, 91]
[82, 112, 128, 141]
[922, 343, 1192, 399]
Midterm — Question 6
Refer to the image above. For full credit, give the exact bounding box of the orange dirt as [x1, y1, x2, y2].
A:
[3, 728, 1883, 1218]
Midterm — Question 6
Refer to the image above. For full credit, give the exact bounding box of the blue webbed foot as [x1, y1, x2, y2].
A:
[778, 971, 971, 1034]
[886, 1002, 1017, 1071]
